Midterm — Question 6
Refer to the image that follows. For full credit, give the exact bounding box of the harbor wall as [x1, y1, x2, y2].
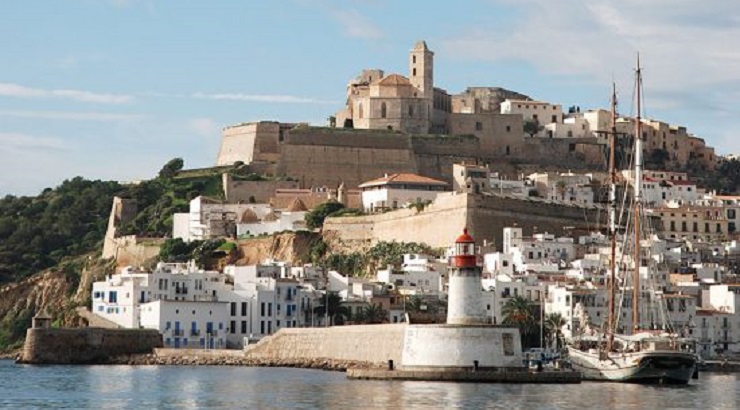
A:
[245, 324, 406, 365]
[19, 327, 162, 364]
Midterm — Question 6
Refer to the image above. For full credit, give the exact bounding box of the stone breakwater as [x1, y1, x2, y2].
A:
[107, 353, 379, 371]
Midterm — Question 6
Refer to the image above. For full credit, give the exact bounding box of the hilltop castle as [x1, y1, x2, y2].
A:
[216, 41, 716, 189]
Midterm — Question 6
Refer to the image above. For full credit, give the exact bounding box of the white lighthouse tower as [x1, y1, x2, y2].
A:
[446, 228, 487, 325]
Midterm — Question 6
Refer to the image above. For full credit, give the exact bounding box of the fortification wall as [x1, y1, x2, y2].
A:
[106, 235, 164, 268]
[101, 196, 137, 259]
[277, 130, 417, 188]
[324, 193, 603, 250]
[19, 328, 162, 364]
[324, 193, 470, 248]
[245, 324, 405, 365]
[223, 176, 299, 204]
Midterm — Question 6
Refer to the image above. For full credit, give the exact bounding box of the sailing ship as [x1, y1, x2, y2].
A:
[566, 59, 697, 384]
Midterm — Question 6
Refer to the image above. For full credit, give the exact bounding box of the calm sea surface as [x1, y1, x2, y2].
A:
[1, 359, 738, 409]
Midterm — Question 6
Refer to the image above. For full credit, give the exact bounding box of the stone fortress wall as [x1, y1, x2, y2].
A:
[19, 327, 162, 364]
[324, 192, 603, 249]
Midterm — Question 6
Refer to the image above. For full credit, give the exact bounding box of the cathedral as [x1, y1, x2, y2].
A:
[334, 41, 451, 135]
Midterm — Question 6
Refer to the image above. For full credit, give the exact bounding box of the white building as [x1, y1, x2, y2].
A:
[140, 299, 229, 349]
[528, 172, 594, 206]
[500, 99, 563, 127]
[452, 163, 489, 194]
[503, 227, 577, 271]
[236, 198, 308, 237]
[93, 260, 324, 349]
[358, 173, 449, 212]
[173, 196, 273, 242]
[376, 254, 445, 295]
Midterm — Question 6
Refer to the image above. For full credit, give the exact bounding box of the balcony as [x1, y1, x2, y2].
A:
[172, 329, 184, 336]
[190, 329, 200, 336]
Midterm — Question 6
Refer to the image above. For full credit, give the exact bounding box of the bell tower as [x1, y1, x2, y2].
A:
[409, 40, 434, 98]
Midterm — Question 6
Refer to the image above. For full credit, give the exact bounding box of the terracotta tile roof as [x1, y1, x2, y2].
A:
[375, 74, 412, 86]
[359, 173, 449, 188]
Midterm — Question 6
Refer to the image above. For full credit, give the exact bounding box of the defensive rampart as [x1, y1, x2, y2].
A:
[19, 327, 163, 364]
[324, 193, 603, 249]
[245, 324, 406, 365]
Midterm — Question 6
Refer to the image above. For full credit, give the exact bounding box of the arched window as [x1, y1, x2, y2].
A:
[381, 102, 387, 119]
[358, 103, 363, 119]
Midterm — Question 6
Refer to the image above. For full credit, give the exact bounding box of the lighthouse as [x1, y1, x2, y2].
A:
[446, 228, 487, 325]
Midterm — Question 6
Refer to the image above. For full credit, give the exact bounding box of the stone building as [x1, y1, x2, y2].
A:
[334, 41, 449, 134]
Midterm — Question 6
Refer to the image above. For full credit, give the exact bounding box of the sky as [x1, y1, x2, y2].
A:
[1, 0, 739, 196]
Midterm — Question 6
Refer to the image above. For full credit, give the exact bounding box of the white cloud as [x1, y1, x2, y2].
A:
[330, 9, 384, 40]
[0, 132, 67, 151]
[193, 92, 337, 104]
[187, 118, 220, 139]
[0, 110, 144, 122]
[441, 0, 740, 152]
[0, 82, 133, 104]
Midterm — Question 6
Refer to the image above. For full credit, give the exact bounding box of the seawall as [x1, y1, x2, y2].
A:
[19, 327, 163, 364]
[245, 324, 406, 366]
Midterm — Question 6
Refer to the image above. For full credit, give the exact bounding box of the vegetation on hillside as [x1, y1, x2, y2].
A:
[318, 240, 439, 277]
[0, 177, 122, 283]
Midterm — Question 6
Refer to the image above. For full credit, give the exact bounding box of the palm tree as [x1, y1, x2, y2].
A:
[544, 312, 566, 350]
[502, 296, 538, 348]
[361, 303, 388, 324]
[313, 291, 349, 326]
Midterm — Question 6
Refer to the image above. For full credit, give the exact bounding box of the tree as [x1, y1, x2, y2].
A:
[544, 312, 566, 349]
[502, 296, 539, 348]
[360, 303, 388, 324]
[158, 158, 184, 179]
[313, 291, 349, 326]
[305, 201, 345, 230]
[523, 120, 542, 137]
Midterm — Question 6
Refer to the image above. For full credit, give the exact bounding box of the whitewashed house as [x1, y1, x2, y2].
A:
[358, 173, 449, 212]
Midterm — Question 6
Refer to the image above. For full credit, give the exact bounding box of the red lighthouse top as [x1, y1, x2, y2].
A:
[452, 228, 477, 268]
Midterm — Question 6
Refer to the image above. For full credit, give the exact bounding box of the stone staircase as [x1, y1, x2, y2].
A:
[76, 307, 121, 329]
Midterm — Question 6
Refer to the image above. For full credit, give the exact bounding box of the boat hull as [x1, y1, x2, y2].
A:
[568, 348, 696, 384]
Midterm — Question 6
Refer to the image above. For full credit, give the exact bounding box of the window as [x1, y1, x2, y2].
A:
[408, 105, 414, 117]
[413, 68, 417, 76]
[108, 291, 117, 304]
[230, 320, 236, 334]
[381, 102, 387, 119]
[230, 302, 236, 316]
[506, 125, 511, 132]
[413, 55, 416, 64]
[475, 121, 483, 131]
[241, 321, 247, 334]
[241, 302, 247, 316]
[261, 303, 265, 316]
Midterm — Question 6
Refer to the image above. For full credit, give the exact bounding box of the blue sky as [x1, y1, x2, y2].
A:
[2, 0, 739, 195]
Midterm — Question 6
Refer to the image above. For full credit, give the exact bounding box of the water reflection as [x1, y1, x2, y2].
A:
[1, 360, 739, 409]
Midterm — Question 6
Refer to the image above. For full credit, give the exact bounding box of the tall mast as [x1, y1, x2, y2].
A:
[632, 55, 643, 334]
[607, 83, 618, 351]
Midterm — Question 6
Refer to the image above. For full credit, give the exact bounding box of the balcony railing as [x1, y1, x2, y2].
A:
[190, 329, 200, 336]
[172, 329, 184, 336]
